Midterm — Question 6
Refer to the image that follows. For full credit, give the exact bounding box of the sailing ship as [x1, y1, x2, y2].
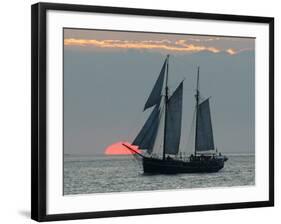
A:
[123, 55, 228, 174]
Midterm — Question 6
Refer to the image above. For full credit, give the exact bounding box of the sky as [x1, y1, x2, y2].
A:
[63, 28, 255, 155]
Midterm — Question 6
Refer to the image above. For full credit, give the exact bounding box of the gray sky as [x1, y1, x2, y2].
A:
[64, 28, 255, 155]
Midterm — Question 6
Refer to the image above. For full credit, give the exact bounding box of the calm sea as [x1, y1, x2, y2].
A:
[64, 154, 255, 195]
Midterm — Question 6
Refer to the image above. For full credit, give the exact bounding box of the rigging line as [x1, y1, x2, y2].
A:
[131, 152, 143, 170]
[125, 148, 143, 171]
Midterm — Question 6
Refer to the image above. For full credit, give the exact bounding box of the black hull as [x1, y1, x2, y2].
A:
[142, 156, 225, 174]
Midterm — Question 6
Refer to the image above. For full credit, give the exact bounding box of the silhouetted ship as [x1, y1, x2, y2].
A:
[123, 55, 228, 174]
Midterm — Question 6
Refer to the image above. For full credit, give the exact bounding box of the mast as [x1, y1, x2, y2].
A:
[162, 55, 169, 160]
[194, 66, 200, 156]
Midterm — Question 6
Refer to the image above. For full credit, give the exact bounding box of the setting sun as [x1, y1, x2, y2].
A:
[104, 142, 141, 155]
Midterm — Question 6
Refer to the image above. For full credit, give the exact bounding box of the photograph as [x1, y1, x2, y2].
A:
[31, 3, 274, 221]
[63, 28, 255, 195]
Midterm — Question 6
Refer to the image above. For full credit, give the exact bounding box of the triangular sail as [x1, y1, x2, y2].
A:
[143, 59, 166, 111]
[164, 82, 183, 155]
[132, 104, 161, 153]
[196, 99, 214, 151]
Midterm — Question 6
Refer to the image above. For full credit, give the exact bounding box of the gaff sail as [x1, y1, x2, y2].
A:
[196, 98, 215, 151]
[164, 82, 183, 155]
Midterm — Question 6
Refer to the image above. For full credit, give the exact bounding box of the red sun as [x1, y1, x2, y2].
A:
[104, 142, 141, 155]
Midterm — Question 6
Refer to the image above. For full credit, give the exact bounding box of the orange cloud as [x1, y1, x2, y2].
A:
[64, 38, 240, 55]
[226, 48, 237, 55]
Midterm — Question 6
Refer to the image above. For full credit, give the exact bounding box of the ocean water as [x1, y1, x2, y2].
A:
[64, 154, 255, 195]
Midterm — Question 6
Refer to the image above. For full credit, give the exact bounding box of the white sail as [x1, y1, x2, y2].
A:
[143, 58, 166, 111]
[164, 82, 183, 155]
[196, 98, 215, 151]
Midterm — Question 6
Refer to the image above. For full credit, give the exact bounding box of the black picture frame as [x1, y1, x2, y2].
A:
[31, 2, 274, 222]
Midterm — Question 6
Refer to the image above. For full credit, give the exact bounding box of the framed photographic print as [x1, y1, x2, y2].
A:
[31, 2, 274, 222]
